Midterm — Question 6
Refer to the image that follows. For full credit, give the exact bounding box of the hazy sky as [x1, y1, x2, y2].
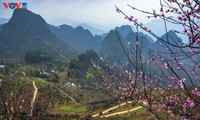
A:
[0, 0, 161, 29]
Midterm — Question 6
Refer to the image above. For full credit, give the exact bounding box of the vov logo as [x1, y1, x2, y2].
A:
[3, 2, 27, 10]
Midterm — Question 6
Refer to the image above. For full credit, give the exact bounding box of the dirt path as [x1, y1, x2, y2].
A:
[92, 101, 146, 118]
[40, 79, 78, 105]
[30, 81, 38, 116]
[101, 106, 142, 118]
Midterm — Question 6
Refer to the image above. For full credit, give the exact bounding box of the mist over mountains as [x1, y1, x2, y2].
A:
[144, 19, 188, 43]
[49, 24, 100, 53]
[0, 9, 188, 64]
[75, 23, 107, 35]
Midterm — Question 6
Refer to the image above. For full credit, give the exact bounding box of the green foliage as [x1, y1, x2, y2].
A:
[23, 67, 59, 82]
[85, 67, 95, 79]
[68, 49, 99, 78]
[53, 101, 59, 108]
[59, 106, 87, 112]
[49, 73, 59, 82]
[24, 50, 53, 63]
[85, 72, 94, 80]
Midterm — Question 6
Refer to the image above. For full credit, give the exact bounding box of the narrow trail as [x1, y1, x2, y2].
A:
[92, 101, 146, 118]
[40, 79, 78, 105]
[101, 106, 143, 118]
[30, 81, 38, 116]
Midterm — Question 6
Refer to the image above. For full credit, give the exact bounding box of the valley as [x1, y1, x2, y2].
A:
[0, 61, 149, 119]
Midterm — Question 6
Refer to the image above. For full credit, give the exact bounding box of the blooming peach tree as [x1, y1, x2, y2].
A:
[94, 0, 200, 119]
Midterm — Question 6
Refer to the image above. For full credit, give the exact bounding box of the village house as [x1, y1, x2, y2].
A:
[0, 65, 5, 72]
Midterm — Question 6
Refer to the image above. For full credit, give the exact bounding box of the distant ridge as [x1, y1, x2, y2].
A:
[0, 9, 76, 60]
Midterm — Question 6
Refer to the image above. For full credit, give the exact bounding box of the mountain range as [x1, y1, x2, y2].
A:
[75, 23, 107, 35]
[0, 9, 189, 64]
[49, 24, 101, 53]
[144, 19, 188, 42]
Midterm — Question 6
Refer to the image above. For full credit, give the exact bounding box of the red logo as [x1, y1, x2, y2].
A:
[3, 2, 27, 10]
